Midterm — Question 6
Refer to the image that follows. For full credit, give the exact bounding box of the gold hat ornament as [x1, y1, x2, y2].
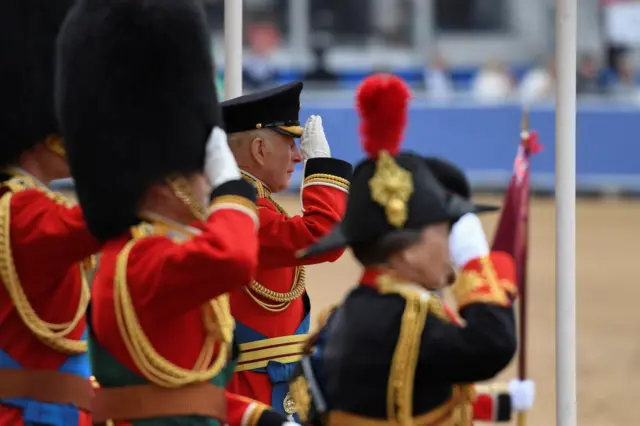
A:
[356, 74, 413, 228]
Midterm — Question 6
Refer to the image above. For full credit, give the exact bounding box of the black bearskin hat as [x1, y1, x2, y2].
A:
[0, 0, 75, 167]
[56, 0, 223, 241]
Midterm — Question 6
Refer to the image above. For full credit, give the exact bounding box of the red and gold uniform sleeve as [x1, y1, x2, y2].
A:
[125, 179, 260, 318]
[226, 391, 289, 426]
[258, 158, 352, 268]
[418, 252, 518, 383]
[472, 383, 513, 422]
[7, 189, 101, 285]
[451, 252, 519, 310]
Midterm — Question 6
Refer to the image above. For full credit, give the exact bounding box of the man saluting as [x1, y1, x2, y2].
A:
[221, 83, 352, 417]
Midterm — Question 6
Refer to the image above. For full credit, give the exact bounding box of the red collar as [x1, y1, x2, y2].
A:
[359, 267, 389, 289]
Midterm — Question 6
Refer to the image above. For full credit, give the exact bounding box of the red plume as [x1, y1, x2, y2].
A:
[356, 74, 411, 159]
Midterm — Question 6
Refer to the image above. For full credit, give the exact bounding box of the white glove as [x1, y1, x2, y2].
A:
[282, 422, 302, 426]
[204, 126, 241, 189]
[448, 213, 490, 269]
[509, 379, 536, 412]
[300, 115, 331, 160]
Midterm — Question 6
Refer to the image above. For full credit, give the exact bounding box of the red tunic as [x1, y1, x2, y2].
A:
[0, 176, 100, 426]
[90, 179, 262, 424]
[228, 158, 352, 413]
[92, 208, 258, 380]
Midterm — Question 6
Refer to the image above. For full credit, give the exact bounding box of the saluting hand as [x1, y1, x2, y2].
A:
[301, 115, 331, 160]
[204, 126, 241, 189]
[449, 213, 490, 269]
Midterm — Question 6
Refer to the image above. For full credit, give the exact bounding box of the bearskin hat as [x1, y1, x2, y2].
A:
[56, 0, 222, 241]
[0, 0, 75, 166]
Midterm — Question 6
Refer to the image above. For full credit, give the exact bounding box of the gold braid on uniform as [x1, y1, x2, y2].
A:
[376, 276, 430, 425]
[113, 223, 235, 388]
[0, 174, 94, 355]
[167, 175, 208, 222]
[302, 173, 350, 192]
[241, 172, 306, 312]
[376, 275, 475, 426]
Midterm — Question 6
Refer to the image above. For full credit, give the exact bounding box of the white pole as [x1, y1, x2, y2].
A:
[224, 0, 243, 100]
[555, 0, 577, 424]
[289, 0, 309, 58]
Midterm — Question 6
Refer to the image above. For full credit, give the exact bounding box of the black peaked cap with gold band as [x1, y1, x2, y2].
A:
[57, 0, 231, 242]
[0, 0, 76, 167]
[299, 75, 492, 260]
[222, 81, 304, 138]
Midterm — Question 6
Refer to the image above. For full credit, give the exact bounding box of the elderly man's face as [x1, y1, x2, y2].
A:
[260, 130, 303, 192]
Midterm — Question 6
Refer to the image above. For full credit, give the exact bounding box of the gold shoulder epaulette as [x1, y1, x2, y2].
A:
[130, 219, 200, 244]
[129, 222, 154, 240]
[2, 176, 71, 207]
[3, 176, 30, 194]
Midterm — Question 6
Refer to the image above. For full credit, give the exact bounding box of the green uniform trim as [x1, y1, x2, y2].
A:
[89, 333, 235, 426]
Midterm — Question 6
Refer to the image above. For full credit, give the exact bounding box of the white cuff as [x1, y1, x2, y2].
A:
[509, 379, 536, 412]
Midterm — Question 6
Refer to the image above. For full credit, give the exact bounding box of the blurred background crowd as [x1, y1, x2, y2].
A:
[203, 0, 640, 103]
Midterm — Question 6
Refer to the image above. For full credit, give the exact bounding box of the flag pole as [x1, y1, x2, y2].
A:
[491, 107, 542, 426]
[516, 109, 531, 426]
[224, 0, 243, 100]
[555, 0, 577, 424]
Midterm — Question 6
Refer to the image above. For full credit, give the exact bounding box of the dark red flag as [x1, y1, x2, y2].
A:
[492, 130, 542, 286]
[491, 122, 542, 388]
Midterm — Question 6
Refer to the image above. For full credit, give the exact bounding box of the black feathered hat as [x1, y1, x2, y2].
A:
[424, 157, 499, 212]
[0, 0, 75, 167]
[299, 75, 491, 260]
[56, 0, 222, 241]
[221, 81, 304, 137]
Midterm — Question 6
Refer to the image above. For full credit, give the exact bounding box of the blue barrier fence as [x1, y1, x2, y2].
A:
[293, 100, 640, 193]
[51, 101, 640, 194]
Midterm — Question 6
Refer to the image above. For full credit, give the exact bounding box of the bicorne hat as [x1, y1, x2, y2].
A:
[424, 157, 499, 212]
[299, 74, 492, 259]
